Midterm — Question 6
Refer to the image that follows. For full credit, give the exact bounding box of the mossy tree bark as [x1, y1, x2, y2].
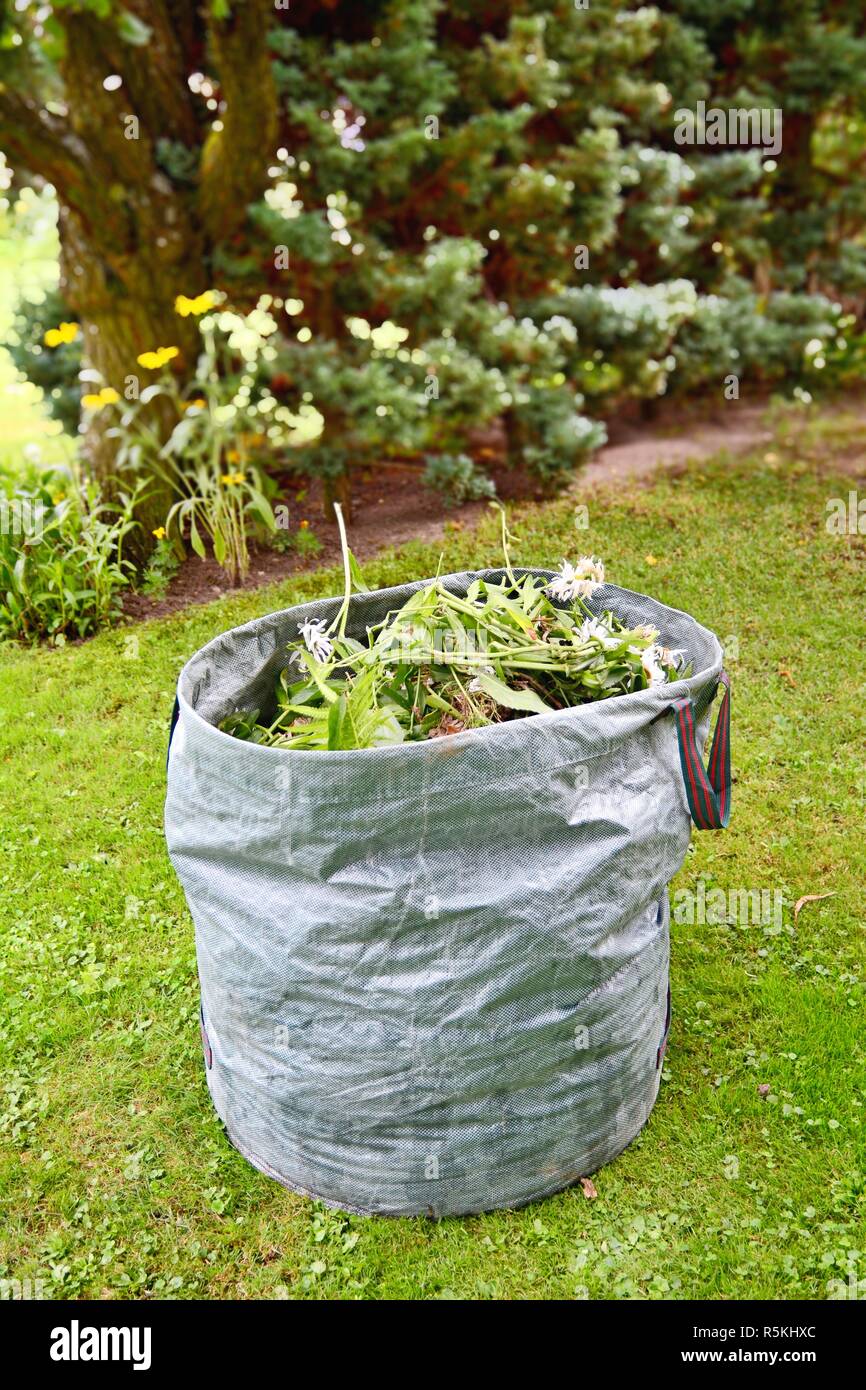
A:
[0, 0, 278, 553]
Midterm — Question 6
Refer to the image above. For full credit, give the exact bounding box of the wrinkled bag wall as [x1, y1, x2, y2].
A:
[165, 569, 727, 1216]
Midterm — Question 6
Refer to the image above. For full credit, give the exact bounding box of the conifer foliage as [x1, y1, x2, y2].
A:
[1, 1, 864, 507]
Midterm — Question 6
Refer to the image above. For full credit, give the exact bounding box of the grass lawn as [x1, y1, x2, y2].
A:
[0, 406, 864, 1300]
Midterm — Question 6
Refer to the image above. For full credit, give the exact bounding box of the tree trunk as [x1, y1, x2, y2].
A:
[58, 200, 204, 553]
[0, 0, 279, 567]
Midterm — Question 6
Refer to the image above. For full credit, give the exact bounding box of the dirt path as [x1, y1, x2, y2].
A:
[582, 398, 774, 487]
[121, 397, 781, 624]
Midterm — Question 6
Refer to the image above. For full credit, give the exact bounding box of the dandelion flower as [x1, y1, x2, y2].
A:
[548, 556, 605, 603]
[298, 618, 333, 664]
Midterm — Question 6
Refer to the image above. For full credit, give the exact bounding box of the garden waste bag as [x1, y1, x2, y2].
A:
[165, 568, 730, 1216]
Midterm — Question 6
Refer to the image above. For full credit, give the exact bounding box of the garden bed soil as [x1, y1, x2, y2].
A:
[120, 395, 779, 624]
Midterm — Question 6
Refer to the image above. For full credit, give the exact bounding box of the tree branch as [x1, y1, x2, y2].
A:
[0, 85, 88, 195]
[57, 5, 199, 156]
[106, 0, 201, 148]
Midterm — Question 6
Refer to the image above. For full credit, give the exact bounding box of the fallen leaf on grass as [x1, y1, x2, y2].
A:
[793, 891, 836, 921]
[580, 1177, 598, 1200]
[778, 665, 796, 688]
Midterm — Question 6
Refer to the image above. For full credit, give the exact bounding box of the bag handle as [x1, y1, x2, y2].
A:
[670, 670, 731, 830]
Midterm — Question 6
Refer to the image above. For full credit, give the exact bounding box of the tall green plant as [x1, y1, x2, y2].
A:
[0, 460, 142, 643]
[108, 300, 300, 585]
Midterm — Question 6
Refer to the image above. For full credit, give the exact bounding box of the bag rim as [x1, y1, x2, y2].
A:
[173, 567, 724, 764]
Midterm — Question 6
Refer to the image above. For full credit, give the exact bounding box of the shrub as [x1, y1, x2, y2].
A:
[422, 453, 497, 505]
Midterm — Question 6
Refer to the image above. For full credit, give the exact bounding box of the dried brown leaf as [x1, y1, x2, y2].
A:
[793, 891, 836, 921]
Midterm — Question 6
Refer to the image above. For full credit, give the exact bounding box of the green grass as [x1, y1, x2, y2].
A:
[0, 410, 864, 1300]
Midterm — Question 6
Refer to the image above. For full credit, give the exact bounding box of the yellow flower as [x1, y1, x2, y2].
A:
[81, 386, 119, 410]
[152, 526, 166, 540]
[220, 471, 246, 486]
[299, 519, 309, 529]
[44, 321, 79, 347]
[137, 345, 179, 370]
[644, 554, 659, 566]
[226, 449, 240, 463]
[181, 397, 206, 411]
[175, 291, 218, 318]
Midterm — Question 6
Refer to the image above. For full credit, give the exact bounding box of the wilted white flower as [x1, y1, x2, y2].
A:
[548, 556, 605, 603]
[634, 623, 659, 643]
[641, 643, 668, 684]
[578, 617, 618, 648]
[298, 618, 333, 663]
[662, 645, 687, 671]
[468, 664, 495, 692]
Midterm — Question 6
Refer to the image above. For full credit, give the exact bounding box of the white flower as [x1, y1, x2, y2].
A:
[634, 623, 659, 643]
[298, 618, 333, 663]
[578, 617, 618, 648]
[547, 556, 605, 603]
[641, 643, 668, 684]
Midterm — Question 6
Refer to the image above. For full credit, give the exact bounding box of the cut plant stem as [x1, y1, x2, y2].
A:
[331, 501, 353, 641]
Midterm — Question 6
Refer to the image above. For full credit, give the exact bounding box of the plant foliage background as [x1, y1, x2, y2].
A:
[1, 0, 865, 505]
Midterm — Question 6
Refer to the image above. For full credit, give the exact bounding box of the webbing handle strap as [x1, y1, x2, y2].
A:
[670, 671, 731, 830]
